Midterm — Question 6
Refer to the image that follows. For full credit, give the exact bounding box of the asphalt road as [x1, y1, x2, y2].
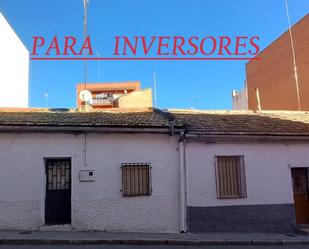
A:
[1, 245, 309, 249]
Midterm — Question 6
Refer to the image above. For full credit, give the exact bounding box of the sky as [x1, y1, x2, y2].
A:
[0, 0, 308, 110]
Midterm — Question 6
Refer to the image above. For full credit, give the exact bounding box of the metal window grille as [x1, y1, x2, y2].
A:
[121, 163, 151, 196]
[46, 159, 71, 190]
[215, 156, 247, 199]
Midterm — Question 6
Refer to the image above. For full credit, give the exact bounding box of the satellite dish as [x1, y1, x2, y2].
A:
[79, 90, 92, 104]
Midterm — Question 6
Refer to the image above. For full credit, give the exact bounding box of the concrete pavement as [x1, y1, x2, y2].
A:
[1, 230, 309, 246]
[1, 245, 309, 249]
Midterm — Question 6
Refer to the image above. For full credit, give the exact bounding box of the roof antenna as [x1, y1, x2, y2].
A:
[153, 72, 157, 107]
[97, 52, 101, 82]
[255, 87, 261, 111]
[80, 0, 92, 111]
[196, 96, 200, 109]
[83, 0, 89, 90]
[44, 92, 49, 108]
[284, 0, 301, 111]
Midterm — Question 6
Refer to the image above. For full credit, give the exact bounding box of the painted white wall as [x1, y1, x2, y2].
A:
[186, 142, 309, 207]
[0, 133, 179, 232]
[73, 133, 179, 232]
[287, 143, 309, 168]
[2, 131, 308, 231]
[0, 12, 28, 107]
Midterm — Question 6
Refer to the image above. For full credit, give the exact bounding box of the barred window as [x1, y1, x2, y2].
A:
[215, 156, 247, 199]
[46, 159, 71, 190]
[121, 163, 151, 196]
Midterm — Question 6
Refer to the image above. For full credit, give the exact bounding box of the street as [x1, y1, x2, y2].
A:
[1, 245, 309, 249]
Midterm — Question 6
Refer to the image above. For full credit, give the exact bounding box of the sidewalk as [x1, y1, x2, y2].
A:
[1, 230, 309, 246]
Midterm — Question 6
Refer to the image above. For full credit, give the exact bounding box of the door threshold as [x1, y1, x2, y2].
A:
[298, 223, 309, 228]
[40, 224, 72, 231]
[297, 224, 309, 235]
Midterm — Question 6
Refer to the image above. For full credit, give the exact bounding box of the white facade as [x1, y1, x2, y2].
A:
[0, 133, 179, 232]
[0, 129, 307, 232]
[0, 12, 28, 107]
[184, 141, 309, 232]
[186, 142, 303, 207]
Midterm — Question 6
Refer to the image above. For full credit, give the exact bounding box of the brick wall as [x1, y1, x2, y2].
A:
[246, 14, 309, 111]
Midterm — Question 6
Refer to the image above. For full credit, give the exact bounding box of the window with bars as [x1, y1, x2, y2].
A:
[46, 159, 71, 191]
[121, 163, 151, 196]
[215, 156, 247, 199]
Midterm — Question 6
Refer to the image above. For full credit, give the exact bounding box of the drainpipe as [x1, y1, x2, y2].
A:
[179, 131, 188, 232]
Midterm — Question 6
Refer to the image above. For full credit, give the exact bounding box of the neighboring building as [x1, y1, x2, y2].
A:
[1, 108, 309, 232]
[76, 81, 152, 109]
[170, 109, 309, 232]
[232, 82, 248, 110]
[0, 12, 29, 107]
[232, 14, 309, 111]
[0, 108, 180, 232]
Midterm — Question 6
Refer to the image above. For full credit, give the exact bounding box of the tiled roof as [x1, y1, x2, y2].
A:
[1, 108, 309, 137]
[0, 109, 172, 128]
[167, 110, 309, 136]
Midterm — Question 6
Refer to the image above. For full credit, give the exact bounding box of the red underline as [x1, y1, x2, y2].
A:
[30, 57, 260, 61]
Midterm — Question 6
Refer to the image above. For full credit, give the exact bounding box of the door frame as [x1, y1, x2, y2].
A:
[290, 165, 309, 224]
[43, 157, 72, 226]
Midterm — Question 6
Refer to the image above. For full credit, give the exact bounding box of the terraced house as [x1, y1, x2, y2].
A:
[0, 108, 309, 233]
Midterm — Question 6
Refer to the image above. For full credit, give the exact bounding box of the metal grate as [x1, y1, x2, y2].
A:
[215, 156, 247, 199]
[121, 163, 151, 196]
[46, 159, 71, 190]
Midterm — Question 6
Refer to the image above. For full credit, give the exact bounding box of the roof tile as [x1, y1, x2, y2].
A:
[1, 109, 309, 136]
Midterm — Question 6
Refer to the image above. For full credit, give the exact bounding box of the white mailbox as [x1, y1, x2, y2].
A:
[79, 170, 95, 182]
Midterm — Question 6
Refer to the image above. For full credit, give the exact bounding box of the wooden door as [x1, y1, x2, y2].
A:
[291, 168, 309, 224]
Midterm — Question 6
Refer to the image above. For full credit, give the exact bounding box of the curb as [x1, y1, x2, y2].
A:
[1, 239, 309, 246]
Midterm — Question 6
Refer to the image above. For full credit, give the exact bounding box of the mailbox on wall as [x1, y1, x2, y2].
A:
[79, 170, 95, 182]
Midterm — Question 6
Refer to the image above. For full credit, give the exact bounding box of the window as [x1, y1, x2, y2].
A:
[121, 163, 151, 196]
[46, 158, 71, 190]
[215, 156, 247, 199]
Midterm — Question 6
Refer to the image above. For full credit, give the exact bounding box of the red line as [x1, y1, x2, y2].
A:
[31, 57, 260, 61]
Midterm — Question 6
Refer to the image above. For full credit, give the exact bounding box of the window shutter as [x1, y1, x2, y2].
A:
[121, 163, 151, 196]
[215, 156, 247, 199]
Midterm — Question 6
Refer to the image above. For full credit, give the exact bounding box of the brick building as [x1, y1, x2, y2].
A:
[233, 14, 309, 111]
[76, 81, 152, 109]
